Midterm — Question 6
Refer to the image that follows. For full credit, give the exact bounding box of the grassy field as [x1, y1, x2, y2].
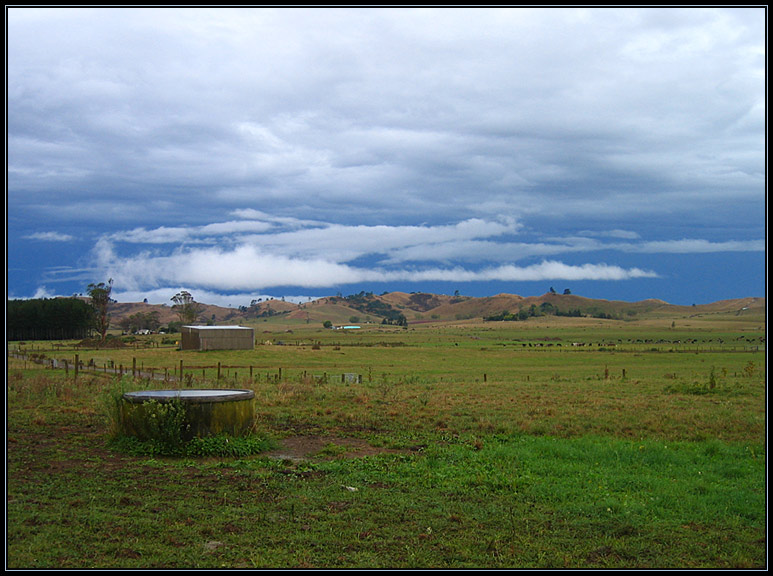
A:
[6, 311, 766, 568]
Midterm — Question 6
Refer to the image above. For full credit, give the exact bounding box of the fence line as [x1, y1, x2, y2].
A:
[7, 351, 364, 386]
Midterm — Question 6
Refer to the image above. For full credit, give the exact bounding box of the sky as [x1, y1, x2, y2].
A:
[6, 7, 766, 308]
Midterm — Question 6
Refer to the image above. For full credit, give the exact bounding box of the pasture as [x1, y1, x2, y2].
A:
[6, 311, 766, 568]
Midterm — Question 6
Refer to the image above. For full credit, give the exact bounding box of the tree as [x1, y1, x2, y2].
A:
[119, 311, 162, 334]
[171, 290, 203, 324]
[87, 279, 113, 344]
[540, 302, 556, 314]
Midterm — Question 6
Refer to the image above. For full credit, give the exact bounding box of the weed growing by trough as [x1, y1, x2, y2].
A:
[5, 311, 766, 568]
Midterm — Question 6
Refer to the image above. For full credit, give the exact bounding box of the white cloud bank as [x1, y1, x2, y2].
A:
[91, 215, 665, 299]
[104, 250, 656, 302]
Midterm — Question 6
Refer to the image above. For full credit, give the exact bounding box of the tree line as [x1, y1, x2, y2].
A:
[483, 300, 630, 322]
[7, 298, 95, 341]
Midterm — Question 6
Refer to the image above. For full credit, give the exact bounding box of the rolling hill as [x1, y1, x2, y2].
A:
[106, 291, 766, 329]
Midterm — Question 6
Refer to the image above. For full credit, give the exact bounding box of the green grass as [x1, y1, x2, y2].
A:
[6, 423, 765, 568]
[6, 315, 766, 568]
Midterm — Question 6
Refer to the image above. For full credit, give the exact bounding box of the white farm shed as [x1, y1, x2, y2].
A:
[180, 326, 255, 351]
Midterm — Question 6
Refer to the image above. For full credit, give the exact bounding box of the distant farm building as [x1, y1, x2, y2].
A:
[180, 326, 255, 351]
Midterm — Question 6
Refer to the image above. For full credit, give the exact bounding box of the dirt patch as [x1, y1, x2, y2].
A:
[265, 436, 407, 461]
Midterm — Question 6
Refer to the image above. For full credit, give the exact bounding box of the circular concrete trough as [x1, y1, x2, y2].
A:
[120, 389, 255, 441]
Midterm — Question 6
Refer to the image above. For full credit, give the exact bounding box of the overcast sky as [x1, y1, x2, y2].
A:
[6, 7, 766, 307]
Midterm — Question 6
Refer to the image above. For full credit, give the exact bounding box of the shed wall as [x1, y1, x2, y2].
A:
[180, 327, 200, 350]
[180, 327, 254, 350]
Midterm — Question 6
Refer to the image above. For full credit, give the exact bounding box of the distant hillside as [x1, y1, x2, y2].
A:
[107, 292, 765, 328]
[107, 297, 299, 328]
